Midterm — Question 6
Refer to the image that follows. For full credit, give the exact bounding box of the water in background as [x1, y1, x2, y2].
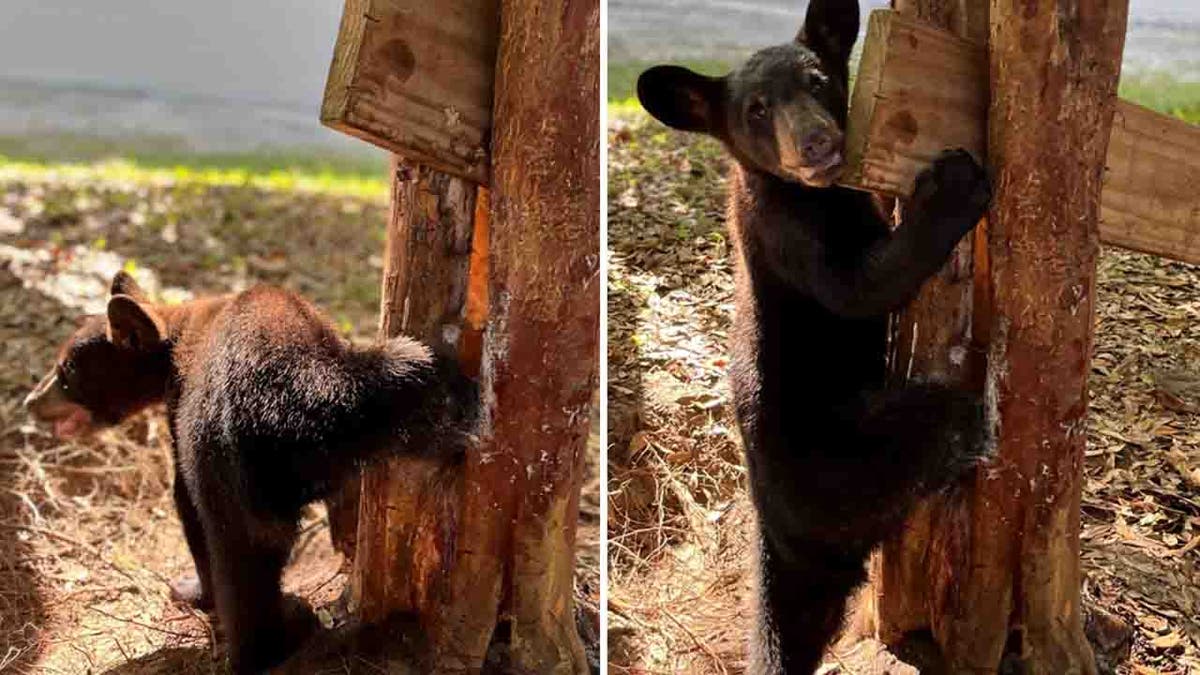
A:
[0, 1, 373, 161]
[610, 0, 1200, 80]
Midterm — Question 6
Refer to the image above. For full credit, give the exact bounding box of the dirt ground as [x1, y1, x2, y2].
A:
[606, 109, 1200, 674]
[0, 165, 600, 673]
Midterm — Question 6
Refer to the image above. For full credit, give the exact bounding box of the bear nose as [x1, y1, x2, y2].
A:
[801, 129, 840, 164]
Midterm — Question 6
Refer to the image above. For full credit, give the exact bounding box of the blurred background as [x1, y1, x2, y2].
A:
[0, 0, 384, 176]
[609, 0, 1200, 120]
[0, 5, 393, 673]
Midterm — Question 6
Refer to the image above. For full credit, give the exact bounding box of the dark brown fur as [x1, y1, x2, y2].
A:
[637, 1, 992, 671]
[26, 273, 477, 673]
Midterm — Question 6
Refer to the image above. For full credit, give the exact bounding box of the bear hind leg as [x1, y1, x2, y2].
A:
[749, 531, 867, 675]
[170, 476, 214, 609]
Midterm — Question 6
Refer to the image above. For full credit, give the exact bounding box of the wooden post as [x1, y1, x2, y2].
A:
[349, 159, 481, 622]
[863, 1, 1130, 672]
[862, 0, 988, 649]
[431, 0, 600, 669]
[334, 1, 598, 671]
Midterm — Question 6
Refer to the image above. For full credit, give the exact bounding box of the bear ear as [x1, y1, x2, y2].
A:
[107, 295, 166, 351]
[797, 0, 860, 69]
[110, 270, 147, 301]
[637, 65, 725, 134]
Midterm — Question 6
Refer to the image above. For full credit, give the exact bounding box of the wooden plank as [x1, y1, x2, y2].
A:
[842, 10, 987, 197]
[321, 0, 499, 184]
[841, 10, 1200, 265]
[1102, 103, 1200, 261]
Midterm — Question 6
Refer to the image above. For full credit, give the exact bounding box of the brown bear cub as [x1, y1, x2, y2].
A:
[637, 0, 992, 672]
[24, 271, 478, 673]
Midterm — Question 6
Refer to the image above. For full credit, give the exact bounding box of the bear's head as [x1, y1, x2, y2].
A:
[24, 271, 170, 438]
[637, 0, 858, 187]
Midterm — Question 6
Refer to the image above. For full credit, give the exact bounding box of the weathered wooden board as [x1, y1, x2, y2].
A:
[1102, 103, 1200, 262]
[842, 10, 988, 197]
[842, 9, 1200, 265]
[322, 0, 499, 184]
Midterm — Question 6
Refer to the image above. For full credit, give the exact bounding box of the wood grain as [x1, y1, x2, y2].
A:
[1102, 102, 1200, 262]
[428, 0, 600, 669]
[842, 10, 1200, 265]
[350, 160, 478, 624]
[860, 1, 986, 660]
[322, 0, 499, 184]
[842, 10, 987, 197]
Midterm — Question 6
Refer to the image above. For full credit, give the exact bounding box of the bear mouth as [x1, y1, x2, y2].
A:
[790, 150, 844, 187]
[51, 407, 94, 439]
[23, 370, 96, 439]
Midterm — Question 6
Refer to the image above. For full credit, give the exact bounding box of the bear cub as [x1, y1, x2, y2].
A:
[638, 0, 992, 672]
[25, 272, 478, 673]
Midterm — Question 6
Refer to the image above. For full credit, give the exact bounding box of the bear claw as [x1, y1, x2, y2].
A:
[169, 575, 213, 610]
[911, 148, 992, 230]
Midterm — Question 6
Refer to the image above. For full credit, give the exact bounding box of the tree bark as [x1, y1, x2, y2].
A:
[864, 0, 988, 649]
[432, 0, 601, 669]
[864, 1, 1129, 672]
[345, 0, 599, 671]
[348, 160, 480, 621]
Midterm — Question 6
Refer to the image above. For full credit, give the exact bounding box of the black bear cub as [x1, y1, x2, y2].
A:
[25, 272, 478, 673]
[638, 0, 991, 672]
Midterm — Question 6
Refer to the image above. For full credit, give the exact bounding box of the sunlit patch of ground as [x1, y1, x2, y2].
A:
[606, 107, 1200, 674]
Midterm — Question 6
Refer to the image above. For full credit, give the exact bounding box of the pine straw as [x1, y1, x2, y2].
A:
[607, 109, 1200, 674]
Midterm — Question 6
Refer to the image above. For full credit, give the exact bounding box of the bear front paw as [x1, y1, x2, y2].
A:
[168, 574, 214, 610]
[911, 148, 991, 235]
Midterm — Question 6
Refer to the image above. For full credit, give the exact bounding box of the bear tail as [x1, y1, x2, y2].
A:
[348, 335, 480, 462]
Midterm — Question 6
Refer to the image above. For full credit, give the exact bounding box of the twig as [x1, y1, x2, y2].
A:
[308, 569, 346, 600]
[354, 656, 391, 674]
[4, 490, 42, 524]
[0, 524, 99, 554]
[110, 635, 130, 663]
[181, 603, 216, 652]
[831, 648, 861, 675]
[88, 605, 200, 640]
[662, 609, 728, 675]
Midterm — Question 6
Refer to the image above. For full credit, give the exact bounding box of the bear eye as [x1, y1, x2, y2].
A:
[748, 99, 769, 122]
[809, 72, 829, 92]
[57, 363, 73, 391]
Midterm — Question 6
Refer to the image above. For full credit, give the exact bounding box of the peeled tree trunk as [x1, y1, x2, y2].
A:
[345, 1, 599, 672]
[863, 1, 1130, 672]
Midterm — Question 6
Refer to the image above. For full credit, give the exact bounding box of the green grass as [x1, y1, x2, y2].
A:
[0, 156, 389, 199]
[1119, 73, 1200, 124]
[0, 132, 387, 178]
[609, 59, 733, 106]
[0, 131, 389, 197]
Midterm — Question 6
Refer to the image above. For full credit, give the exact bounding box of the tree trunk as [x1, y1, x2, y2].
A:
[346, 0, 599, 671]
[863, 0, 988, 649]
[864, 1, 1129, 672]
[437, 0, 601, 668]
